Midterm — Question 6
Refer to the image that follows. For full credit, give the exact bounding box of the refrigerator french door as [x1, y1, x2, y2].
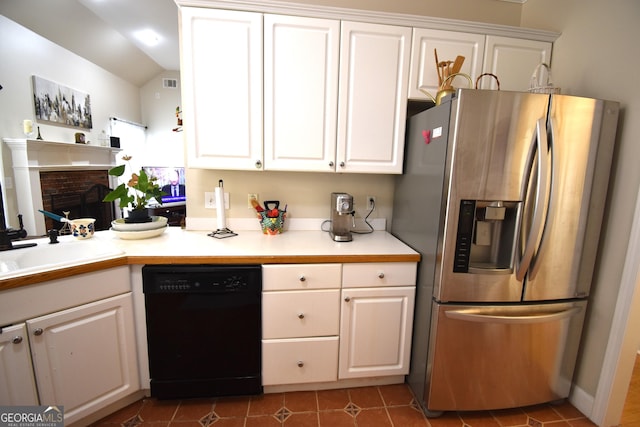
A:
[392, 89, 619, 414]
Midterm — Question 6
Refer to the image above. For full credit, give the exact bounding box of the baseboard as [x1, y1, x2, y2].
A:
[569, 384, 595, 422]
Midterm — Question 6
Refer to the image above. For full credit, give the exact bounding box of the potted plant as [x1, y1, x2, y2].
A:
[103, 155, 166, 223]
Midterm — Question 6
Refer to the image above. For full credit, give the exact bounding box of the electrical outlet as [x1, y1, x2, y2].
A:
[366, 195, 376, 210]
[204, 192, 229, 209]
[205, 192, 215, 209]
[248, 193, 258, 208]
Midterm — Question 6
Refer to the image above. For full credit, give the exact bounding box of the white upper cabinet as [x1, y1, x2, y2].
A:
[409, 28, 485, 100]
[337, 21, 411, 174]
[263, 15, 340, 172]
[482, 35, 552, 91]
[181, 7, 263, 170]
[177, 2, 556, 172]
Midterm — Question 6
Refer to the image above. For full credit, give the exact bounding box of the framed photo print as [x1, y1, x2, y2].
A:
[32, 75, 93, 129]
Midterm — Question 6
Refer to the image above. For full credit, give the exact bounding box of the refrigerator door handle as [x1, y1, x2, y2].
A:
[516, 118, 550, 281]
[445, 306, 582, 324]
[528, 117, 556, 279]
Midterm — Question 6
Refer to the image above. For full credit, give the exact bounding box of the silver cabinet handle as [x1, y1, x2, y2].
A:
[378, 272, 385, 279]
[329, 161, 334, 167]
[297, 361, 304, 367]
[298, 313, 305, 319]
[255, 160, 262, 169]
[299, 275, 306, 282]
[33, 328, 43, 336]
[339, 161, 345, 168]
[12, 336, 23, 344]
[344, 296, 351, 302]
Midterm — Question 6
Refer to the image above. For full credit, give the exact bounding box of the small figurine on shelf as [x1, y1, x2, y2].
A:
[173, 106, 183, 132]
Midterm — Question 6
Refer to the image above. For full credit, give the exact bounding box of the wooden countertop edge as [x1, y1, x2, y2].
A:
[0, 253, 420, 291]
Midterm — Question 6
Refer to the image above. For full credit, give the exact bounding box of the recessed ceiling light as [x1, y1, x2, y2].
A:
[134, 29, 161, 47]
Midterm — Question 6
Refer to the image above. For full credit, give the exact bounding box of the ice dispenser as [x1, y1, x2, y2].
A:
[453, 200, 520, 273]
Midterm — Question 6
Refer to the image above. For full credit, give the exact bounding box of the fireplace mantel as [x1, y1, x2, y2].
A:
[3, 138, 121, 236]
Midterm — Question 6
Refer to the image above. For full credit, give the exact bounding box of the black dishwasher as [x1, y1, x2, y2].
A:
[142, 264, 262, 399]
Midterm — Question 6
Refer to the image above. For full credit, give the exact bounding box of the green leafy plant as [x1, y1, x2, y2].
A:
[103, 155, 166, 210]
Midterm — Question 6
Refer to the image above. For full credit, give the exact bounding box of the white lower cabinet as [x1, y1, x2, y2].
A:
[338, 286, 415, 379]
[263, 337, 339, 385]
[263, 290, 340, 339]
[262, 262, 417, 387]
[262, 264, 341, 386]
[0, 323, 39, 405]
[0, 267, 138, 425]
[339, 262, 417, 379]
[28, 293, 139, 424]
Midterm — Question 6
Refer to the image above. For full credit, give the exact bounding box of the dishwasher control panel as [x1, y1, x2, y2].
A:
[142, 265, 262, 294]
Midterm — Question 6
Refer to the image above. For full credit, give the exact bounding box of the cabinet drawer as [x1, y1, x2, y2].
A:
[262, 337, 338, 385]
[263, 290, 340, 339]
[263, 264, 341, 290]
[342, 262, 417, 288]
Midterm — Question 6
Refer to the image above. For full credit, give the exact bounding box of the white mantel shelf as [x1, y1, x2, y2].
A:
[3, 138, 121, 236]
[4, 138, 121, 170]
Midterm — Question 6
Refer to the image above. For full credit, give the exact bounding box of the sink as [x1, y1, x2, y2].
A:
[0, 237, 125, 279]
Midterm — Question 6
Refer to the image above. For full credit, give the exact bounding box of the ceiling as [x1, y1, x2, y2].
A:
[1, 0, 180, 87]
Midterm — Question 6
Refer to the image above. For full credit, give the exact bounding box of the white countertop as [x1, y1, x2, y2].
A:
[0, 227, 419, 289]
[106, 227, 419, 258]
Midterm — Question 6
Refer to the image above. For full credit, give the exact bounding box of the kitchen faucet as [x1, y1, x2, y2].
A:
[0, 182, 37, 251]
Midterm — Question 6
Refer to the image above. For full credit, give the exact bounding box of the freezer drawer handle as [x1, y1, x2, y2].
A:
[445, 306, 582, 324]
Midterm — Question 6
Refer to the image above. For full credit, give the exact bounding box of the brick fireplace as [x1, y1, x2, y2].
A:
[4, 138, 121, 237]
[40, 170, 114, 233]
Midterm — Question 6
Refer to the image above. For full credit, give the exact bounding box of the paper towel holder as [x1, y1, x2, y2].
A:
[208, 179, 237, 239]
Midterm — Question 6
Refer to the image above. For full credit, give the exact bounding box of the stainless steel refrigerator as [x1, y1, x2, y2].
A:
[391, 89, 619, 414]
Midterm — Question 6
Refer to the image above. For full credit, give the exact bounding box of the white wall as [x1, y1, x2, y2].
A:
[0, 16, 142, 231]
[140, 71, 185, 167]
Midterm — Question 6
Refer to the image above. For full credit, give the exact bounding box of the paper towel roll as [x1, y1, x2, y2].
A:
[215, 186, 226, 229]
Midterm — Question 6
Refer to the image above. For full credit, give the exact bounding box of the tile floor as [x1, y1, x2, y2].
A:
[91, 383, 597, 427]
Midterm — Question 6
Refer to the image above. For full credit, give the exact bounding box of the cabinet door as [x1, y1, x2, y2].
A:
[482, 36, 552, 91]
[337, 21, 411, 174]
[264, 15, 339, 172]
[339, 286, 415, 378]
[409, 29, 485, 100]
[181, 7, 263, 170]
[0, 323, 38, 405]
[27, 293, 139, 425]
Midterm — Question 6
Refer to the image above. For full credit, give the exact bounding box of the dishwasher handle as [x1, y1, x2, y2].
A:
[445, 306, 582, 324]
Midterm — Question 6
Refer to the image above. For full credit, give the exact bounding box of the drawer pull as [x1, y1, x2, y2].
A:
[299, 275, 306, 282]
[378, 272, 385, 279]
[297, 360, 304, 367]
[298, 313, 305, 319]
[12, 336, 23, 344]
[33, 328, 43, 336]
[344, 296, 351, 302]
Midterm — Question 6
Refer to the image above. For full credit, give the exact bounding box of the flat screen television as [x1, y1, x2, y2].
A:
[142, 166, 186, 206]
